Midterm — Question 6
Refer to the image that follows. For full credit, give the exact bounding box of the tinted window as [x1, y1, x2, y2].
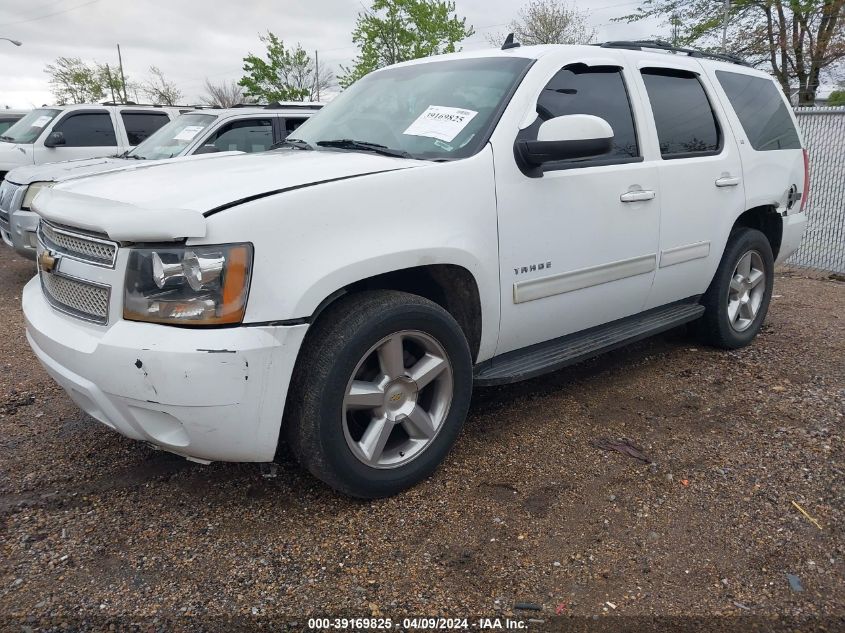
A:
[716, 71, 801, 151]
[121, 112, 170, 145]
[282, 117, 308, 138]
[641, 69, 720, 158]
[535, 65, 639, 158]
[54, 112, 117, 147]
[209, 119, 273, 153]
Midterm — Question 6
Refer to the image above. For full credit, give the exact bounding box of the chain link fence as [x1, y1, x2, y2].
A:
[786, 106, 845, 274]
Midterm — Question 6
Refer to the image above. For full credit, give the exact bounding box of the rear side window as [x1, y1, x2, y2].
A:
[535, 65, 639, 159]
[641, 68, 720, 158]
[121, 112, 170, 145]
[53, 112, 117, 147]
[716, 71, 801, 151]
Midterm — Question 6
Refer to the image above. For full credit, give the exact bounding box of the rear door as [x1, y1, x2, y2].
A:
[630, 60, 746, 309]
[32, 109, 119, 164]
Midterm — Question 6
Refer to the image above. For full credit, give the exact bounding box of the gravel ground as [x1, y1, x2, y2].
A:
[0, 245, 843, 632]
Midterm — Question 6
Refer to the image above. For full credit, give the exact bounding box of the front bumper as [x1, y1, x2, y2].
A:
[775, 211, 808, 265]
[9, 208, 38, 259]
[23, 277, 309, 462]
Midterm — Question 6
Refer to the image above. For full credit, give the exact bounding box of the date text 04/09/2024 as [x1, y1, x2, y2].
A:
[306, 617, 530, 630]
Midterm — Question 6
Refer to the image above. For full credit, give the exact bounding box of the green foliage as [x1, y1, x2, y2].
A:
[45, 57, 138, 104]
[829, 89, 845, 105]
[616, 0, 845, 105]
[239, 32, 319, 102]
[339, 0, 474, 88]
[45, 57, 106, 104]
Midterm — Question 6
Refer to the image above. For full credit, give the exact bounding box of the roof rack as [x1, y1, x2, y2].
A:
[596, 40, 749, 66]
[100, 101, 201, 108]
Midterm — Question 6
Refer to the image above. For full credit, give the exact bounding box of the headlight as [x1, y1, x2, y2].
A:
[123, 243, 253, 325]
[22, 181, 54, 210]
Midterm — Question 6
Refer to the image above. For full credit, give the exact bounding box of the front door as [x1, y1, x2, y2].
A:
[494, 61, 661, 355]
[33, 110, 120, 164]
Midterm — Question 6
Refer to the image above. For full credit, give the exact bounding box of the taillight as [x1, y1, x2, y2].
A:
[800, 148, 810, 213]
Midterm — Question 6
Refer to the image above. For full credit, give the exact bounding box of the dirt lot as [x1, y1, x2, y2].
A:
[0, 244, 843, 632]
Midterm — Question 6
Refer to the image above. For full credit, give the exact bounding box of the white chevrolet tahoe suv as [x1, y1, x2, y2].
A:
[0, 104, 320, 258]
[22, 42, 808, 498]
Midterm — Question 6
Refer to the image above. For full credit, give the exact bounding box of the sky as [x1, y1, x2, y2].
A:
[0, 0, 662, 109]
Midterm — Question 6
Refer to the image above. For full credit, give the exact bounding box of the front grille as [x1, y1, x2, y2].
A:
[40, 271, 110, 324]
[0, 180, 21, 232]
[39, 221, 118, 267]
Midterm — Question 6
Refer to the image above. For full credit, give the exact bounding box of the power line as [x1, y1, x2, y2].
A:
[0, 0, 101, 27]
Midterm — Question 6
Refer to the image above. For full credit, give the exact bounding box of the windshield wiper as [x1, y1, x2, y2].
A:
[273, 137, 314, 150]
[0, 135, 14, 142]
[316, 139, 411, 159]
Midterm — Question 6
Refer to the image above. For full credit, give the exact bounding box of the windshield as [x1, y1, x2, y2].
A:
[292, 57, 532, 160]
[127, 113, 217, 160]
[1, 108, 61, 144]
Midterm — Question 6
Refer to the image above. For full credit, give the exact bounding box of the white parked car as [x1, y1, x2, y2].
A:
[0, 104, 321, 258]
[0, 103, 182, 182]
[23, 42, 808, 498]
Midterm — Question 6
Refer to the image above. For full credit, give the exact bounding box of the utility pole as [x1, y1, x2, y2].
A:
[116, 43, 128, 102]
[314, 49, 320, 102]
[720, 0, 731, 52]
[105, 64, 117, 103]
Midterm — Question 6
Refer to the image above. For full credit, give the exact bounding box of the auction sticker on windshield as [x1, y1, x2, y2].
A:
[174, 125, 205, 142]
[403, 105, 478, 142]
[31, 116, 52, 128]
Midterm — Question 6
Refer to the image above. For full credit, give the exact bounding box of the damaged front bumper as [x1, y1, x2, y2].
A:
[23, 277, 308, 462]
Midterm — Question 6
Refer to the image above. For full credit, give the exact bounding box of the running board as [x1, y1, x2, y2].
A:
[474, 302, 705, 386]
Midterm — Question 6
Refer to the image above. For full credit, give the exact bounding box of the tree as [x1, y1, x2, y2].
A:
[201, 78, 248, 108]
[829, 89, 845, 103]
[142, 66, 183, 105]
[239, 32, 332, 102]
[45, 57, 106, 104]
[489, 0, 596, 47]
[618, 0, 845, 105]
[339, 0, 474, 88]
[45, 57, 140, 104]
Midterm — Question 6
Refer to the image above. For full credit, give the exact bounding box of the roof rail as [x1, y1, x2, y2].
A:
[596, 40, 749, 66]
[100, 101, 204, 108]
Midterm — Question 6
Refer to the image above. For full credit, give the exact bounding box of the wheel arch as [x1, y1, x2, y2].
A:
[731, 205, 783, 259]
[305, 263, 485, 363]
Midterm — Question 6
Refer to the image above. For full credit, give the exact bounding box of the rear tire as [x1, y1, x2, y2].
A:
[283, 290, 472, 498]
[697, 227, 774, 349]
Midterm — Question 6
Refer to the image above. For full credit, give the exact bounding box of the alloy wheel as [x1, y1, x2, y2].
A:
[342, 330, 453, 469]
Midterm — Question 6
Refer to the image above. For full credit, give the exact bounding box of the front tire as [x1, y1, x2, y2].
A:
[697, 227, 775, 349]
[284, 290, 472, 498]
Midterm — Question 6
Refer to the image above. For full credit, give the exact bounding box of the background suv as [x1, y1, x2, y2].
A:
[0, 104, 321, 258]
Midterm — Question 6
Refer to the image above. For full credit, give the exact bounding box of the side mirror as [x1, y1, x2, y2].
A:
[193, 144, 219, 155]
[515, 114, 613, 170]
[43, 131, 66, 148]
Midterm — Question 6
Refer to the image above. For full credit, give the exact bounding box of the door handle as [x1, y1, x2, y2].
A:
[620, 190, 656, 203]
[715, 176, 741, 187]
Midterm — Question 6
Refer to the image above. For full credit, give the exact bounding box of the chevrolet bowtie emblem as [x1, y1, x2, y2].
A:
[38, 250, 58, 273]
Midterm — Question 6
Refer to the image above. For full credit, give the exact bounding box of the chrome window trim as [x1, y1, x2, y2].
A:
[38, 220, 119, 269]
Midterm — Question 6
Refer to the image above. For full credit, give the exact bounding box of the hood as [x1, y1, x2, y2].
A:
[7, 156, 126, 185]
[6, 151, 245, 186]
[0, 142, 34, 172]
[33, 150, 422, 242]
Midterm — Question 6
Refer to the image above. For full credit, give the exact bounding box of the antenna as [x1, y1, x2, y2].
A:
[502, 33, 521, 50]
